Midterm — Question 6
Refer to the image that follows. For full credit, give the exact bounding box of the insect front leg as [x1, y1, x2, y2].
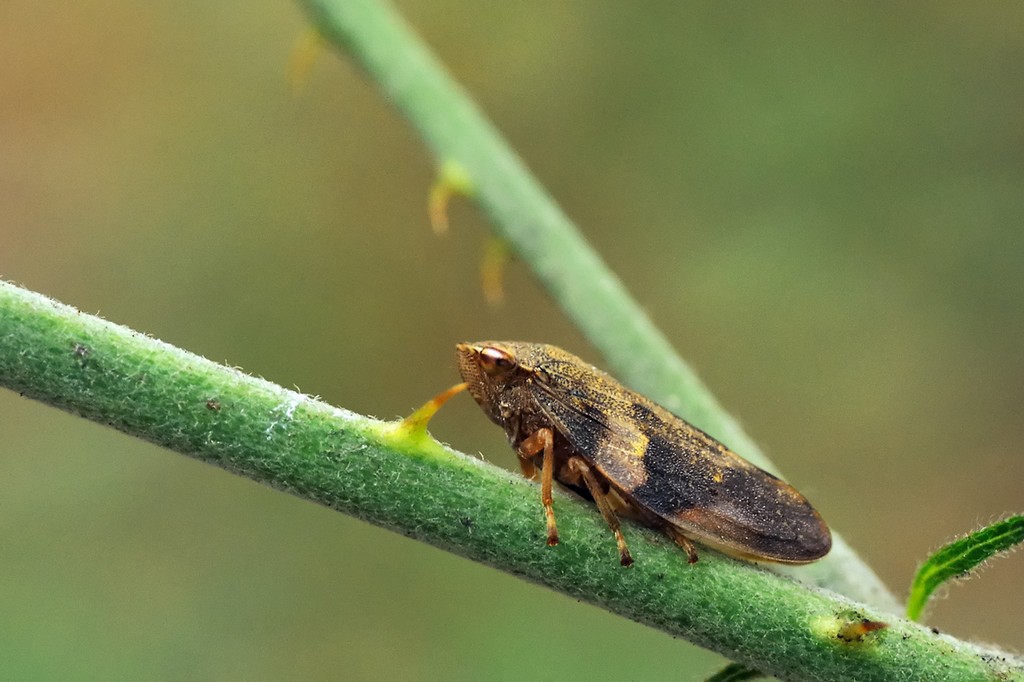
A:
[517, 428, 559, 547]
[568, 456, 634, 567]
[516, 455, 538, 481]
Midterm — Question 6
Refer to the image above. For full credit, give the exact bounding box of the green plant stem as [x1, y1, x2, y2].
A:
[298, 0, 898, 611]
[1, 281, 1020, 681]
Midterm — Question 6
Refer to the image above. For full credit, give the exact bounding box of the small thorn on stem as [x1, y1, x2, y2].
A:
[288, 28, 325, 95]
[398, 382, 468, 437]
[428, 182, 453, 235]
[480, 236, 510, 306]
[427, 161, 474, 235]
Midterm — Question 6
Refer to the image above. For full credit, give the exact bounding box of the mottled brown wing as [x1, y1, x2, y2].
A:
[531, 363, 831, 563]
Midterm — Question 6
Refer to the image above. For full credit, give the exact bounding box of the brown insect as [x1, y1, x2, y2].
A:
[456, 341, 831, 566]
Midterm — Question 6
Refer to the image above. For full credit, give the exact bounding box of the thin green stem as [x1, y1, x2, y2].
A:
[298, 0, 897, 610]
[906, 515, 1024, 621]
[1, 281, 1020, 681]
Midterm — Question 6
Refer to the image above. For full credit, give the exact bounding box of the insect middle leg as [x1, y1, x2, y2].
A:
[516, 455, 538, 481]
[517, 428, 559, 547]
[568, 456, 634, 567]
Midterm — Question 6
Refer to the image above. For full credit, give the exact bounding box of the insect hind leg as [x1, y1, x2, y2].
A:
[664, 525, 699, 564]
[568, 456, 633, 567]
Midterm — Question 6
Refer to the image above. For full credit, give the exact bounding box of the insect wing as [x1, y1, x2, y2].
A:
[531, 365, 830, 563]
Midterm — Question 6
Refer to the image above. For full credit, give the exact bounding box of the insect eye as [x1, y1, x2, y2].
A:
[478, 346, 516, 376]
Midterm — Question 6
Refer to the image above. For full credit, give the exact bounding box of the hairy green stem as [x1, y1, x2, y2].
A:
[298, 0, 897, 610]
[1, 281, 1020, 681]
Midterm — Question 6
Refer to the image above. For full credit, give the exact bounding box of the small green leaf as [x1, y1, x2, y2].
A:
[906, 515, 1024, 621]
[705, 662, 764, 682]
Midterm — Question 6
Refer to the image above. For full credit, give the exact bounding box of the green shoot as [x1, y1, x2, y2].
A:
[906, 515, 1024, 621]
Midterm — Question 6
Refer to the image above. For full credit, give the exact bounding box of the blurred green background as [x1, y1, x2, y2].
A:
[2, 2, 1022, 679]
